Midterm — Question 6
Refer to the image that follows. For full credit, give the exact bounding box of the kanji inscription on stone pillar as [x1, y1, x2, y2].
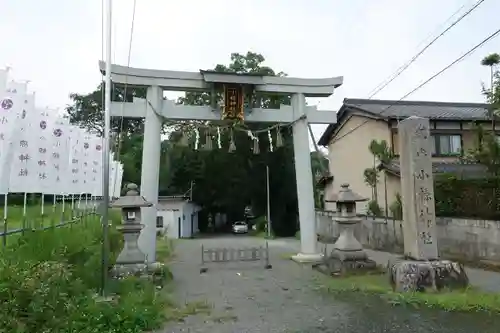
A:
[398, 116, 438, 260]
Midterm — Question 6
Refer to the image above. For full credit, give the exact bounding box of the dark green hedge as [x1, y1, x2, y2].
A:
[435, 174, 500, 220]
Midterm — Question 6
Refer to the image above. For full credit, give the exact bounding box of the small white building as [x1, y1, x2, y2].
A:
[156, 196, 201, 239]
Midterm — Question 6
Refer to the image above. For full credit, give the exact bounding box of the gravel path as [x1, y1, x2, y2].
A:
[161, 236, 500, 333]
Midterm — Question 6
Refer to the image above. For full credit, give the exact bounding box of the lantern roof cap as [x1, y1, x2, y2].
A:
[110, 183, 153, 208]
[330, 183, 367, 203]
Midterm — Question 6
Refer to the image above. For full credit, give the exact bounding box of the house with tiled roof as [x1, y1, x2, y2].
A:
[318, 98, 491, 215]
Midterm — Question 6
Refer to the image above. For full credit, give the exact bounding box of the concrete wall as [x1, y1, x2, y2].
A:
[316, 211, 500, 262]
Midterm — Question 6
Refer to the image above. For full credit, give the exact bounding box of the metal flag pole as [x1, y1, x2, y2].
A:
[100, 0, 113, 298]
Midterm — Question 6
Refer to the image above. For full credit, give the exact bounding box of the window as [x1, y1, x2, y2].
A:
[431, 134, 461, 156]
[156, 216, 164, 228]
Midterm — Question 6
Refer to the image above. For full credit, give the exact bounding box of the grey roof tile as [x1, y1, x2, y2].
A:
[380, 160, 487, 179]
[318, 98, 491, 146]
[345, 98, 490, 120]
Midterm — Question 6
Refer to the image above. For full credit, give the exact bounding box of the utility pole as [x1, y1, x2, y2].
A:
[266, 165, 271, 238]
[101, 0, 113, 298]
[189, 181, 194, 201]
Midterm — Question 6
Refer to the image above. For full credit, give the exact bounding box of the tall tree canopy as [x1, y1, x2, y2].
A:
[468, 53, 500, 174]
[168, 52, 299, 235]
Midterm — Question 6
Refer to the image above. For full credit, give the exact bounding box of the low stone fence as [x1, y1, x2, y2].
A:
[316, 211, 500, 262]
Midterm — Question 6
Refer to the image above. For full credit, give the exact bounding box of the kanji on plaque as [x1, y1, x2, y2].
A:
[415, 169, 429, 180]
[418, 187, 432, 201]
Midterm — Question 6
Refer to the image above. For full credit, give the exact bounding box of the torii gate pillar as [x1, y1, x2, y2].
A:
[291, 93, 322, 263]
[139, 86, 162, 263]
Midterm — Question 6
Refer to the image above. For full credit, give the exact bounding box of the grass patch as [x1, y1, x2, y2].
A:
[0, 203, 90, 248]
[442, 254, 500, 273]
[165, 300, 213, 322]
[249, 230, 275, 239]
[315, 271, 500, 313]
[157, 237, 175, 262]
[279, 252, 296, 260]
[0, 207, 181, 332]
[211, 313, 238, 323]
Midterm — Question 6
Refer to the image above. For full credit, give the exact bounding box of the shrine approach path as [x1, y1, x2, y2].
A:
[160, 236, 500, 333]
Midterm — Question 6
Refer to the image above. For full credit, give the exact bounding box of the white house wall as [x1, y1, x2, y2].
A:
[328, 115, 393, 214]
[157, 200, 202, 238]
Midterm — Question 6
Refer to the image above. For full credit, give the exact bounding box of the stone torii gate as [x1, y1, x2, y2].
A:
[99, 61, 342, 264]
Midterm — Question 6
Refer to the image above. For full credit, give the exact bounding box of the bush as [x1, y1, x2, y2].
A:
[434, 175, 500, 220]
[389, 193, 403, 220]
[367, 200, 383, 217]
[0, 210, 169, 333]
[254, 216, 268, 232]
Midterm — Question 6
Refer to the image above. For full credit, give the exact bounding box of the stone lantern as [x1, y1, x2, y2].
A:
[111, 183, 152, 276]
[318, 183, 376, 275]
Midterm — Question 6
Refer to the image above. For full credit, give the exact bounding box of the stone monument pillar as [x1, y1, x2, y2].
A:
[389, 116, 468, 292]
[399, 116, 438, 260]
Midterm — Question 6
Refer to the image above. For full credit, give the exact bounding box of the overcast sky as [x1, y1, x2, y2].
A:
[1, 0, 499, 148]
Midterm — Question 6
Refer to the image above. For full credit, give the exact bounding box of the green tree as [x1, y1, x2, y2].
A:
[310, 151, 329, 209]
[372, 140, 394, 217]
[469, 53, 500, 175]
[364, 139, 394, 216]
[167, 52, 298, 236]
[66, 83, 146, 135]
[468, 124, 500, 176]
[481, 53, 500, 129]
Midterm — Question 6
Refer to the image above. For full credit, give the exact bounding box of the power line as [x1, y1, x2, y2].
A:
[332, 26, 500, 144]
[111, 0, 137, 197]
[366, 0, 486, 99]
[116, 0, 137, 146]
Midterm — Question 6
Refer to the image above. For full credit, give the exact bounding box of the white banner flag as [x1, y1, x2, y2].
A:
[8, 93, 38, 193]
[0, 93, 22, 194]
[51, 117, 70, 195]
[31, 108, 57, 194]
[6, 81, 28, 97]
[0, 69, 8, 94]
[80, 131, 97, 195]
[89, 135, 103, 196]
[68, 126, 85, 195]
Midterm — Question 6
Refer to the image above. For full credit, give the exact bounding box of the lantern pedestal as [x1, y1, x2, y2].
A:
[113, 223, 148, 276]
[317, 217, 377, 275]
[314, 184, 378, 276]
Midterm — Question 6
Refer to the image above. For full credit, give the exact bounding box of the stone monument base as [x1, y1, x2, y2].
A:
[388, 257, 469, 292]
[313, 249, 378, 276]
